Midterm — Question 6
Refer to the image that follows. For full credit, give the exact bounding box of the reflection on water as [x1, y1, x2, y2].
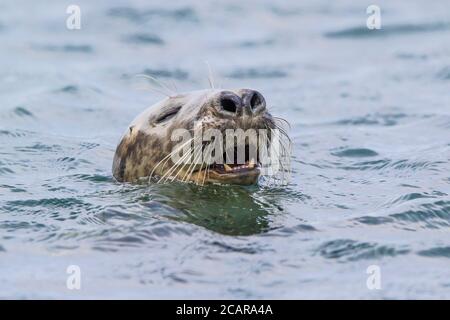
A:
[0, 0, 450, 299]
[144, 183, 279, 236]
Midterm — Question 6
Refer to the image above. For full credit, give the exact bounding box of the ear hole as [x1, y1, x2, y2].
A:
[155, 106, 182, 123]
[221, 98, 237, 113]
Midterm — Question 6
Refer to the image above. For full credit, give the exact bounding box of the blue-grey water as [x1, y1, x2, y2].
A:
[1, 0, 449, 299]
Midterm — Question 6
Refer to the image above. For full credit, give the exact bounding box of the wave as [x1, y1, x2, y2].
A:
[4, 197, 86, 210]
[0, 167, 14, 175]
[122, 33, 164, 45]
[227, 67, 288, 79]
[205, 240, 268, 255]
[325, 22, 450, 39]
[0, 184, 26, 193]
[315, 239, 409, 261]
[335, 158, 444, 171]
[261, 223, 318, 237]
[355, 200, 450, 229]
[331, 147, 378, 158]
[333, 113, 410, 126]
[437, 66, 450, 80]
[33, 44, 94, 53]
[418, 246, 450, 259]
[107, 6, 198, 23]
[123, 68, 189, 80]
[13, 106, 34, 118]
[0, 130, 31, 138]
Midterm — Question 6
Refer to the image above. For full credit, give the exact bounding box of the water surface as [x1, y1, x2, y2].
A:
[0, 0, 449, 299]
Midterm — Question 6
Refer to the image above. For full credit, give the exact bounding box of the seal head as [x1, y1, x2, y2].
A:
[113, 89, 279, 185]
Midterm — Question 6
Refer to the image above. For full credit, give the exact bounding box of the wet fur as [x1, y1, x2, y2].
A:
[113, 89, 277, 184]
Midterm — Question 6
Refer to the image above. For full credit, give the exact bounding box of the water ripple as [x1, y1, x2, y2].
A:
[418, 246, 450, 259]
[315, 239, 410, 261]
[0, 184, 27, 193]
[227, 68, 288, 79]
[325, 22, 450, 39]
[206, 240, 270, 255]
[33, 44, 94, 53]
[13, 106, 34, 118]
[107, 6, 198, 23]
[337, 159, 444, 171]
[436, 66, 450, 80]
[122, 33, 164, 45]
[333, 113, 410, 126]
[356, 200, 450, 229]
[331, 147, 378, 158]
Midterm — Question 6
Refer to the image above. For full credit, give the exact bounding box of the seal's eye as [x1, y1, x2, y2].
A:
[155, 106, 182, 123]
[221, 98, 237, 113]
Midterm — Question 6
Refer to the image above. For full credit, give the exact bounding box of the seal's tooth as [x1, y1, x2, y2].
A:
[248, 158, 256, 169]
[224, 164, 232, 172]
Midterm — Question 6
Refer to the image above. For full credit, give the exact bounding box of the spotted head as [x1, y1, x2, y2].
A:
[112, 89, 290, 185]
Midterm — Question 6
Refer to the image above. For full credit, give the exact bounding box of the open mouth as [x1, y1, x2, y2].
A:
[204, 144, 261, 176]
[209, 159, 259, 174]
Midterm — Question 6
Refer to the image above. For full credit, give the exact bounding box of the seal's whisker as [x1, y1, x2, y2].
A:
[275, 130, 291, 164]
[201, 144, 214, 186]
[150, 139, 192, 180]
[170, 80, 178, 93]
[180, 157, 195, 183]
[170, 144, 203, 183]
[134, 74, 176, 97]
[196, 160, 205, 185]
[272, 122, 292, 145]
[271, 122, 293, 168]
[270, 128, 292, 184]
[192, 142, 214, 185]
[133, 83, 172, 97]
[135, 74, 175, 93]
[275, 127, 292, 156]
[203, 164, 211, 186]
[159, 147, 194, 183]
[205, 61, 215, 89]
[280, 140, 293, 178]
[194, 150, 206, 185]
[169, 153, 193, 182]
[149, 138, 194, 181]
[200, 162, 211, 186]
[194, 143, 214, 185]
[182, 145, 204, 183]
[267, 146, 286, 185]
[158, 142, 198, 183]
[180, 152, 197, 183]
[149, 154, 172, 181]
[273, 116, 291, 130]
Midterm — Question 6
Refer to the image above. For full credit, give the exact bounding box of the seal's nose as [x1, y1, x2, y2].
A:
[219, 92, 243, 115]
[241, 89, 266, 116]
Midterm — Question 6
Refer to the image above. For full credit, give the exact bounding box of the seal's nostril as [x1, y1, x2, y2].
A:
[221, 98, 237, 113]
[242, 90, 265, 114]
[250, 93, 262, 109]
